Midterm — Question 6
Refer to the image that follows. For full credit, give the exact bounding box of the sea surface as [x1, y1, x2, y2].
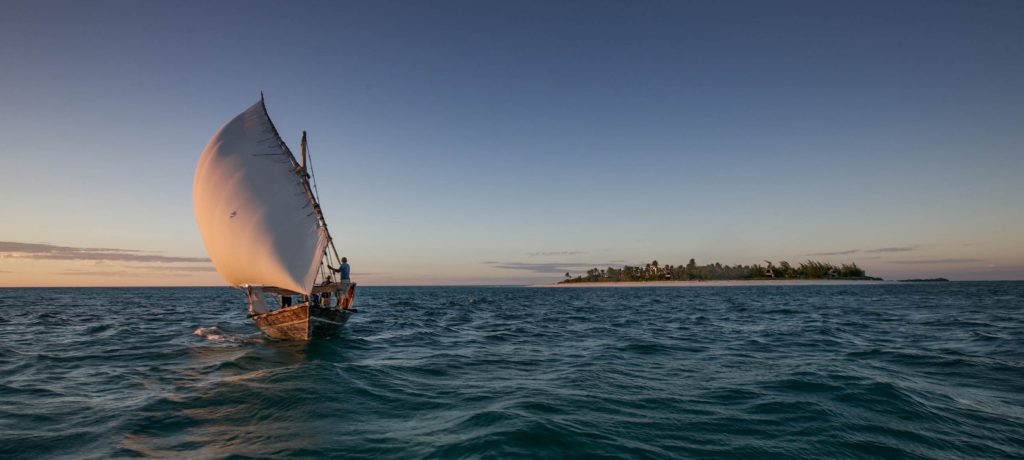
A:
[1, 282, 1023, 459]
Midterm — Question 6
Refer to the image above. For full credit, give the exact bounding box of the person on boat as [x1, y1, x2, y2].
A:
[330, 257, 351, 281]
[329, 257, 352, 308]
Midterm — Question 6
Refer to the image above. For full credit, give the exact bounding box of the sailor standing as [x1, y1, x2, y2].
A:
[329, 257, 352, 308]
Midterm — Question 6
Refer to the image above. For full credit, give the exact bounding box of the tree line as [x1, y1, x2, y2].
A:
[560, 259, 876, 283]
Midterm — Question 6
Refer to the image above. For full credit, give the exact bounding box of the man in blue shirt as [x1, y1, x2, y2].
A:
[329, 257, 353, 309]
[330, 257, 350, 281]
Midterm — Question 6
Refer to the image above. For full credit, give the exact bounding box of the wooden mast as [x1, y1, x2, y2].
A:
[298, 131, 343, 272]
[300, 131, 308, 171]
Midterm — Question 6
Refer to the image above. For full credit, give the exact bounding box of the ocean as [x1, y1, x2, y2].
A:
[1, 282, 1023, 458]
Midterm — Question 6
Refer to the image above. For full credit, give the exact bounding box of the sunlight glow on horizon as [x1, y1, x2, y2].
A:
[1, 237, 1021, 286]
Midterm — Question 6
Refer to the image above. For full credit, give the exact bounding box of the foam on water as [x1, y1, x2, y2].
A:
[1, 283, 1023, 458]
[192, 325, 240, 342]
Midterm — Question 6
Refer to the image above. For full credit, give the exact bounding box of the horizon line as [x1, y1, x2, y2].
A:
[3, 280, 1024, 289]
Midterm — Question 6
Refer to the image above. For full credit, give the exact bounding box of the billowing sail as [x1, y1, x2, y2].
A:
[193, 99, 328, 294]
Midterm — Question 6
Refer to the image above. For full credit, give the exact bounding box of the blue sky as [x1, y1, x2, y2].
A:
[1, 0, 1022, 285]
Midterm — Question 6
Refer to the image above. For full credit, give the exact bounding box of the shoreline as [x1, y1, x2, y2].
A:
[530, 279, 893, 288]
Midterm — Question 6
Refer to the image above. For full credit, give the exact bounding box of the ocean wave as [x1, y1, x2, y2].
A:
[0, 283, 1022, 458]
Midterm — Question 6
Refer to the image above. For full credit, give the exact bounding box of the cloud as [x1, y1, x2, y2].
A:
[55, 262, 221, 277]
[0, 269, 12, 273]
[0, 241, 209, 263]
[888, 258, 984, 265]
[0, 242, 142, 253]
[57, 269, 192, 278]
[358, 273, 557, 286]
[809, 249, 860, 256]
[810, 246, 921, 256]
[865, 246, 916, 253]
[527, 251, 588, 257]
[485, 261, 617, 274]
[128, 265, 218, 272]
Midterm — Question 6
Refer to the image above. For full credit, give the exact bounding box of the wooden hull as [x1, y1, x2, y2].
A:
[252, 304, 353, 340]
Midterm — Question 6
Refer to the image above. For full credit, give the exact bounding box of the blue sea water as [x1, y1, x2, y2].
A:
[1, 282, 1023, 459]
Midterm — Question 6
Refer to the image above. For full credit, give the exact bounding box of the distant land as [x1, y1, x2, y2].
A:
[898, 278, 950, 282]
[559, 259, 883, 284]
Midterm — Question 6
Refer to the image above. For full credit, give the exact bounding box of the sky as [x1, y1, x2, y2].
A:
[1, 0, 1022, 286]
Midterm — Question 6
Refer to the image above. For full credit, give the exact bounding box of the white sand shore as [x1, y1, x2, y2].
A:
[530, 279, 891, 288]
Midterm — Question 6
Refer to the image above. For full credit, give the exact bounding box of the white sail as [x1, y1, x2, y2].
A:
[193, 99, 328, 294]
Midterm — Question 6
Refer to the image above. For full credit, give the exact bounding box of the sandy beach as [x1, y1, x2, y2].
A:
[531, 279, 892, 288]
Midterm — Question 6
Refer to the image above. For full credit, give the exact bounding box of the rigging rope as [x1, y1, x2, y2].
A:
[303, 135, 342, 268]
[305, 140, 323, 207]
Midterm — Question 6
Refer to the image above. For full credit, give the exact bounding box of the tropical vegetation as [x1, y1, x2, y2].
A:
[560, 259, 879, 283]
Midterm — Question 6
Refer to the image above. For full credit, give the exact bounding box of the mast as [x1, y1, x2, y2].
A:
[296, 130, 342, 272]
[300, 131, 308, 172]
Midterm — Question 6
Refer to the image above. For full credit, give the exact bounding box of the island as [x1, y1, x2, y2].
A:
[558, 259, 883, 284]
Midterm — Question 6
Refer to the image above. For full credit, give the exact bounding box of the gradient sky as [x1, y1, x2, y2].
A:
[1, 0, 1022, 286]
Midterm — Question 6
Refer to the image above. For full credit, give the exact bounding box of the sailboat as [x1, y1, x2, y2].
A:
[193, 95, 356, 340]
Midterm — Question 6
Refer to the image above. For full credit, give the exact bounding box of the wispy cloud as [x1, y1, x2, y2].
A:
[0, 269, 12, 273]
[484, 261, 616, 274]
[128, 265, 217, 272]
[888, 258, 983, 265]
[865, 246, 917, 253]
[809, 249, 860, 256]
[527, 251, 588, 257]
[809, 246, 920, 257]
[57, 269, 193, 278]
[0, 241, 209, 263]
[0, 242, 143, 254]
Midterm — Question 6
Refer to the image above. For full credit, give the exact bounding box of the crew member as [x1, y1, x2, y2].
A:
[329, 257, 352, 308]
[330, 257, 351, 281]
